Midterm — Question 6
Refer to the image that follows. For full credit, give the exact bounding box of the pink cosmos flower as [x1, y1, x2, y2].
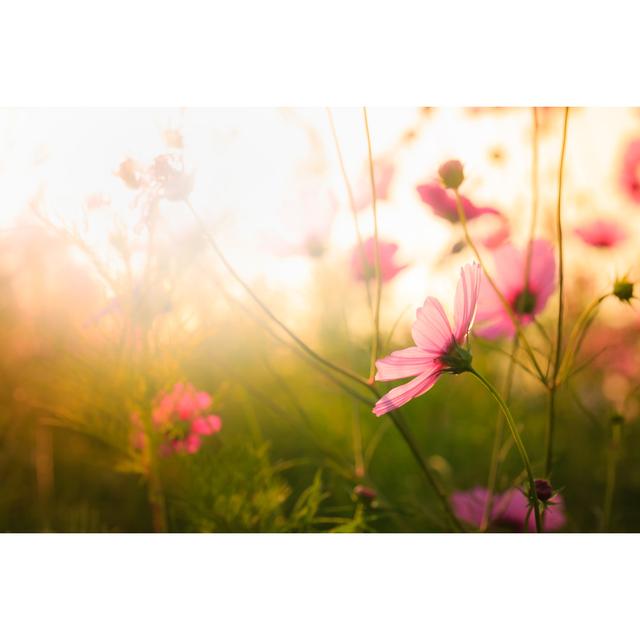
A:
[416, 182, 501, 223]
[620, 139, 640, 204]
[475, 239, 556, 339]
[132, 382, 222, 456]
[452, 486, 566, 532]
[352, 157, 395, 212]
[351, 238, 407, 283]
[372, 262, 482, 416]
[574, 219, 626, 248]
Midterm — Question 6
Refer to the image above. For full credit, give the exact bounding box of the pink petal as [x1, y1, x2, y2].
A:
[453, 262, 482, 343]
[411, 297, 454, 356]
[451, 487, 489, 528]
[492, 243, 525, 295]
[527, 239, 556, 312]
[375, 346, 437, 382]
[372, 366, 441, 416]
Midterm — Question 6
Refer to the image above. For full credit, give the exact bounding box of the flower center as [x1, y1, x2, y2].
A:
[439, 341, 473, 373]
[513, 289, 537, 315]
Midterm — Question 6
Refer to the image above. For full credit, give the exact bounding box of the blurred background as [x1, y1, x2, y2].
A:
[1, 107, 639, 532]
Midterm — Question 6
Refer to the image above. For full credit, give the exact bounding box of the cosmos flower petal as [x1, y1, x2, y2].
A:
[454, 262, 482, 342]
[412, 297, 454, 355]
[375, 347, 437, 382]
[372, 366, 441, 417]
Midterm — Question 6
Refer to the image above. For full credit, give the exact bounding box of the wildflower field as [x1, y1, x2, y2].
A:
[2, 107, 639, 533]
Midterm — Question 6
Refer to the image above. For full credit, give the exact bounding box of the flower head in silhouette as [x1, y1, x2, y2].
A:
[574, 219, 626, 248]
[373, 263, 481, 416]
[475, 239, 556, 339]
[351, 238, 407, 283]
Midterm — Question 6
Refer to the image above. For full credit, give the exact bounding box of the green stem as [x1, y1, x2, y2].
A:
[326, 108, 374, 318]
[480, 337, 518, 531]
[185, 199, 371, 391]
[363, 107, 382, 383]
[377, 396, 464, 532]
[469, 368, 542, 533]
[452, 190, 546, 383]
[545, 106, 570, 477]
[602, 418, 622, 532]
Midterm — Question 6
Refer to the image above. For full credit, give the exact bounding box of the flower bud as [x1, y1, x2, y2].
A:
[613, 277, 634, 302]
[534, 479, 553, 503]
[438, 160, 465, 190]
[354, 484, 377, 505]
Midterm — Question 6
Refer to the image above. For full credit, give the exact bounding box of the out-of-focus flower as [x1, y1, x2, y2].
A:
[451, 486, 566, 532]
[115, 157, 145, 189]
[350, 237, 407, 283]
[416, 182, 501, 223]
[475, 239, 556, 339]
[574, 219, 626, 248]
[475, 216, 511, 250]
[131, 382, 222, 456]
[620, 139, 640, 204]
[438, 159, 464, 190]
[352, 157, 395, 212]
[354, 484, 378, 506]
[115, 154, 194, 205]
[373, 263, 481, 416]
[149, 154, 195, 202]
[581, 319, 640, 380]
[84, 192, 111, 212]
[163, 128, 184, 149]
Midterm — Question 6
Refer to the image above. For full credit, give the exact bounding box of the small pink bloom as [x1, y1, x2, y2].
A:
[351, 238, 407, 283]
[452, 486, 566, 532]
[620, 139, 640, 204]
[475, 239, 556, 339]
[416, 182, 501, 223]
[373, 263, 481, 416]
[574, 219, 626, 248]
[147, 382, 222, 456]
[353, 157, 395, 212]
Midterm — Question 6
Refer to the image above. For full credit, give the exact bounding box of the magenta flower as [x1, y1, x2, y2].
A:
[143, 382, 222, 456]
[475, 239, 556, 339]
[416, 182, 501, 223]
[452, 486, 566, 532]
[574, 219, 626, 248]
[351, 238, 407, 283]
[353, 157, 395, 212]
[620, 139, 640, 204]
[372, 263, 481, 416]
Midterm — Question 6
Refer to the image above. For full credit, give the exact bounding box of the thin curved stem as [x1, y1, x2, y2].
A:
[326, 108, 373, 316]
[452, 190, 546, 383]
[469, 368, 542, 533]
[185, 199, 371, 391]
[363, 107, 382, 383]
[480, 336, 518, 531]
[602, 418, 622, 532]
[376, 395, 464, 532]
[545, 106, 570, 477]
